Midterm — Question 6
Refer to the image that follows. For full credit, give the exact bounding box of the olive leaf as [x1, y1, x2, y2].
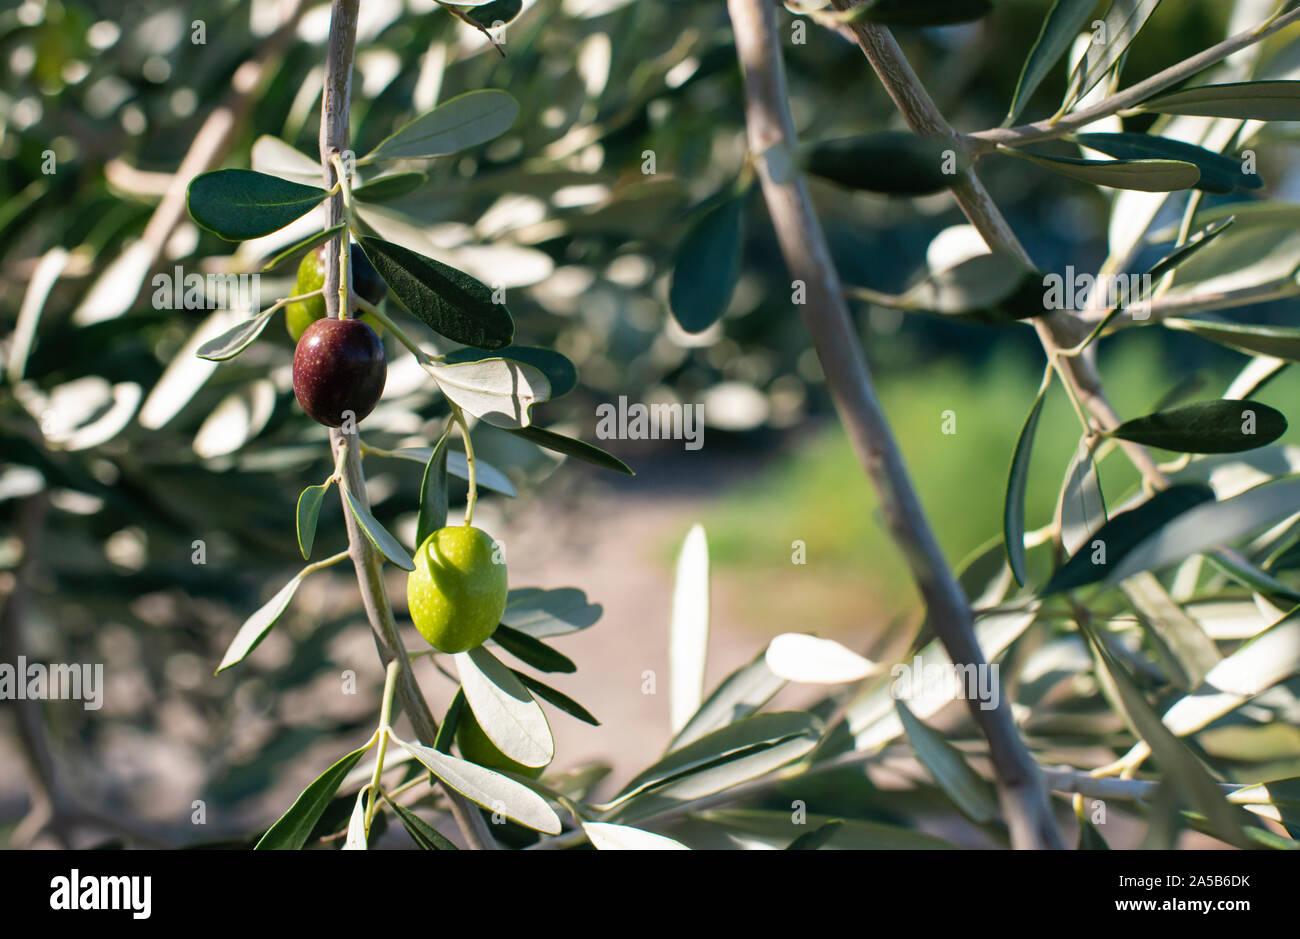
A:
[896, 701, 996, 823]
[359, 236, 514, 349]
[217, 572, 308, 673]
[491, 623, 577, 674]
[1006, 0, 1097, 125]
[1108, 399, 1287, 454]
[261, 224, 347, 272]
[427, 358, 550, 429]
[1004, 380, 1048, 586]
[195, 311, 275, 361]
[352, 172, 428, 202]
[1043, 484, 1216, 594]
[512, 671, 600, 725]
[415, 434, 450, 549]
[394, 737, 562, 833]
[1164, 317, 1300, 363]
[383, 795, 458, 850]
[504, 425, 634, 475]
[1006, 150, 1201, 192]
[254, 743, 372, 850]
[1063, 0, 1162, 109]
[441, 345, 578, 398]
[296, 482, 330, 559]
[186, 169, 328, 241]
[1075, 133, 1261, 194]
[456, 646, 554, 768]
[343, 486, 416, 570]
[359, 90, 519, 163]
[1137, 80, 1300, 121]
[803, 131, 963, 196]
[669, 189, 749, 333]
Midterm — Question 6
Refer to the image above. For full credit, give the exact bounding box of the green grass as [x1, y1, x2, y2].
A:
[699, 334, 1255, 624]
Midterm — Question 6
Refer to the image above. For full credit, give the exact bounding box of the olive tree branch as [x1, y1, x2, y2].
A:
[318, 0, 495, 850]
[828, 8, 1168, 486]
[967, 6, 1300, 153]
[725, 0, 1063, 850]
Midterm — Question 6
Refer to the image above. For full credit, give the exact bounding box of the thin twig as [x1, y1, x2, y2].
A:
[317, 0, 495, 850]
[725, 0, 1063, 850]
[967, 6, 1300, 153]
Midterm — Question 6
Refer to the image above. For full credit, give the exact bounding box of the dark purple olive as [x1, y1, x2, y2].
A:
[292, 317, 386, 428]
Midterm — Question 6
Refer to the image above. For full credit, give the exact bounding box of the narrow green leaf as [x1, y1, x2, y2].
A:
[1064, 0, 1162, 108]
[352, 172, 428, 202]
[217, 573, 306, 673]
[1075, 133, 1259, 194]
[195, 311, 274, 361]
[1007, 149, 1200, 192]
[1107, 476, 1300, 584]
[1138, 80, 1300, 121]
[1143, 218, 1236, 286]
[428, 358, 549, 429]
[669, 524, 710, 734]
[505, 425, 634, 475]
[1058, 439, 1107, 555]
[1078, 818, 1110, 849]
[669, 192, 747, 333]
[1043, 484, 1215, 594]
[502, 587, 603, 638]
[384, 796, 459, 850]
[1081, 620, 1253, 849]
[442, 346, 578, 398]
[512, 670, 600, 725]
[463, 0, 524, 28]
[456, 646, 554, 768]
[1164, 316, 1300, 363]
[1006, 0, 1098, 124]
[491, 623, 576, 674]
[434, 688, 466, 754]
[606, 712, 822, 808]
[359, 236, 513, 349]
[1120, 572, 1221, 690]
[361, 90, 519, 163]
[254, 744, 371, 849]
[582, 822, 689, 850]
[187, 169, 328, 241]
[786, 820, 843, 850]
[1004, 381, 1048, 586]
[415, 434, 449, 549]
[395, 738, 562, 833]
[463, 0, 523, 26]
[391, 446, 516, 496]
[896, 701, 997, 823]
[296, 483, 329, 559]
[803, 131, 963, 196]
[1108, 399, 1287, 454]
[670, 650, 786, 751]
[261, 224, 346, 272]
[343, 486, 416, 571]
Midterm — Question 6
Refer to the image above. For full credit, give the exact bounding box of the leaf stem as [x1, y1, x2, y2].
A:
[364, 659, 401, 832]
[352, 294, 432, 363]
[454, 406, 478, 525]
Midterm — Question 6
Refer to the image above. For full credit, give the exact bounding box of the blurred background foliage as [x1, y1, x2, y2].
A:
[3, 0, 1300, 846]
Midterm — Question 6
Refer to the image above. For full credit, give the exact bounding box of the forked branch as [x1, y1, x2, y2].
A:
[725, 0, 1063, 850]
